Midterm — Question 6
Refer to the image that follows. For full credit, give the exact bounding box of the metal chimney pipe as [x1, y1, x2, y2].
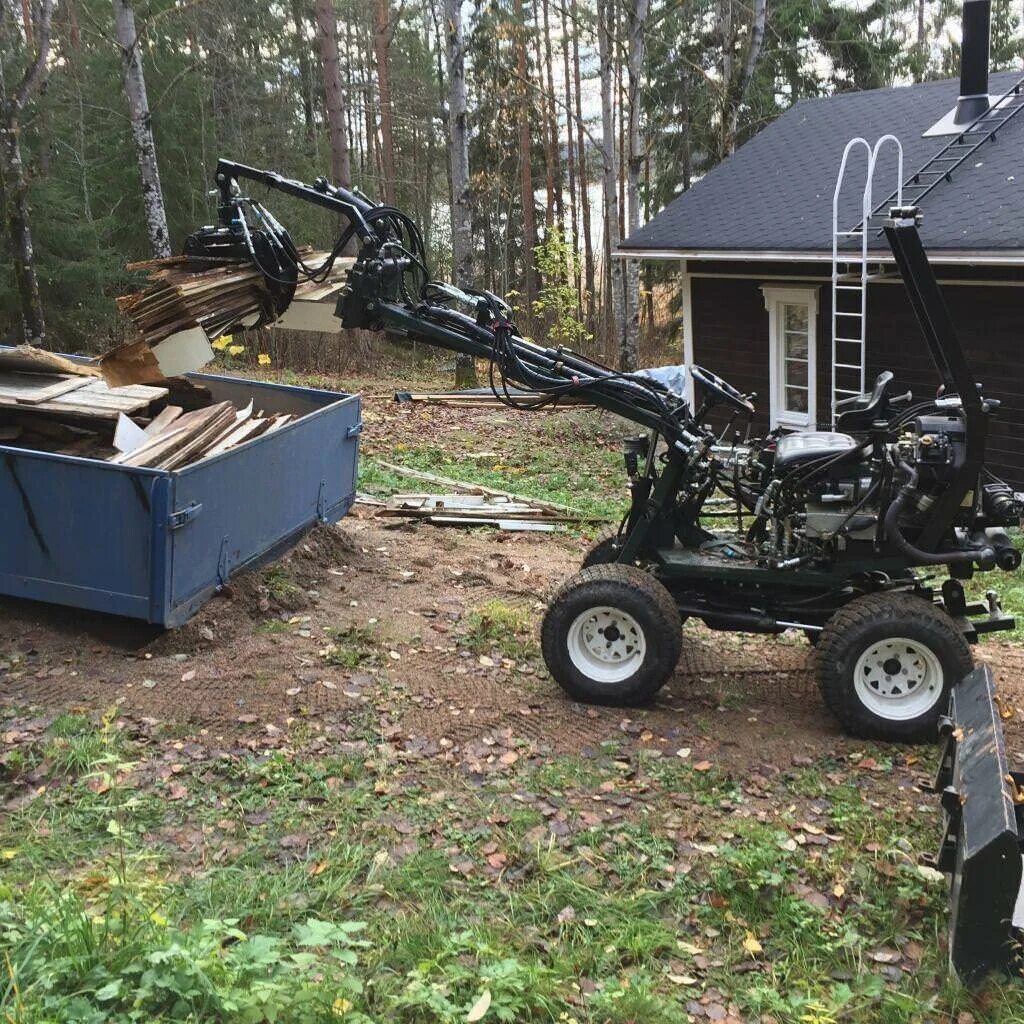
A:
[956, 0, 992, 124]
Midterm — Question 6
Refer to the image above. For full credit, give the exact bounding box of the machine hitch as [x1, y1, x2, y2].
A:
[929, 664, 1024, 984]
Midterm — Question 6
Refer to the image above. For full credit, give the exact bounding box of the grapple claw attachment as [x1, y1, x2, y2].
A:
[932, 664, 1024, 984]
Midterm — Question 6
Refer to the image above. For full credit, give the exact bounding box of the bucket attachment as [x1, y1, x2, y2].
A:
[929, 664, 1024, 984]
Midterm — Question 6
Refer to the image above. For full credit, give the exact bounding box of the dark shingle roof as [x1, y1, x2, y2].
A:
[621, 71, 1024, 255]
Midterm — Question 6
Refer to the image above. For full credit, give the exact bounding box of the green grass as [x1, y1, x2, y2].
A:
[461, 599, 538, 661]
[358, 409, 627, 523]
[2, 714, 1021, 1023]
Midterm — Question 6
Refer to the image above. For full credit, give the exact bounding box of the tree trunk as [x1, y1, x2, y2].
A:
[597, 0, 622, 360]
[623, 0, 649, 373]
[373, 0, 396, 203]
[722, 0, 766, 157]
[0, 0, 54, 344]
[113, 0, 171, 258]
[560, 0, 581, 319]
[513, 0, 537, 321]
[541, 0, 563, 235]
[446, 0, 476, 387]
[315, 0, 352, 189]
[571, 0, 595, 325]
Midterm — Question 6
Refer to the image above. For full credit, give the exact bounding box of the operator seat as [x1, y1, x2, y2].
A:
[773, 431, 858, 469]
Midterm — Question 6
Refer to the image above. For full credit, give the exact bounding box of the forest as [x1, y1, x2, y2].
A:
[0, 0, 1022, 368]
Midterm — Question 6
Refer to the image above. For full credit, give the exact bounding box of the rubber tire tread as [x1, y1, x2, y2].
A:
[581, 531, 623, 568]
[542, 564, 682, 706]
[816, 591, 972, 743]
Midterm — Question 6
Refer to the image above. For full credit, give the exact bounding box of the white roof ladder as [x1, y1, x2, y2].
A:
[831, 135, 903, 425]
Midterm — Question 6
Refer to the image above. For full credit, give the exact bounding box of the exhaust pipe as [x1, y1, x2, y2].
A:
[956, 0, 992, 124]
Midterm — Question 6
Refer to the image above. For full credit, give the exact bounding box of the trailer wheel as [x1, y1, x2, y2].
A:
[542, 564, 682, 706]
[581, 531, 623, 567]
[817, 592, 972, 743]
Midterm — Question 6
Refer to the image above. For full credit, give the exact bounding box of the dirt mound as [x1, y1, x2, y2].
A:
[146, 523, 361, 653]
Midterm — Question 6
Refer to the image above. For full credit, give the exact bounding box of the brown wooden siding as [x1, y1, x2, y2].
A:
[690, 272, 1024, 486]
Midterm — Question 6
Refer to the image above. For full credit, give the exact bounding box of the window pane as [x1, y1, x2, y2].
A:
[785, 358, 808, 388]
[785, 387, 809, 413]
[785, 332, 808, 360]
[784, 304, 808, 333]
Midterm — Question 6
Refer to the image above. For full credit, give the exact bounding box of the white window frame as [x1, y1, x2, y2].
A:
[761, 285, 819, 429]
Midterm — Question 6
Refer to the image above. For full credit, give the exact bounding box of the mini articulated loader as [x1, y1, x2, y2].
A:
[182, 158, 1023, 982]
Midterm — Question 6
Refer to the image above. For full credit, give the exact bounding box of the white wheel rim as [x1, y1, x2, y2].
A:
[566, 606, 647, 684]
[853, 636, 944, 721]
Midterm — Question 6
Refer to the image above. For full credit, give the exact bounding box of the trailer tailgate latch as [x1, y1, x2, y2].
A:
[347, 422, 363, 438]
[168, 503, 202, 530]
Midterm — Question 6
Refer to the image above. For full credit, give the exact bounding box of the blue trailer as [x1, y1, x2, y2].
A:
[0, 369, 361, 626]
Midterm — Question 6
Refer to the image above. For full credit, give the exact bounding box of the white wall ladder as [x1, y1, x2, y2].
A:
[830, 135, 903, 425]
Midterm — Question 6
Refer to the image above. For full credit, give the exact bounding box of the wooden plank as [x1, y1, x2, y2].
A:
[0, 379, 168, 420]
[111, 402, 232, 467]
[143, 405, 183, 437]
[0, 345, 100, 378]
[0, 373, 93, 404]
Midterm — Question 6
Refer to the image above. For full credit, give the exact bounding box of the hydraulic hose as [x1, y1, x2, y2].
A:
[883, 461, 994, 567]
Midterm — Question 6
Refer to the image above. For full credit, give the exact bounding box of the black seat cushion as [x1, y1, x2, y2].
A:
[774, 431, 858, 469]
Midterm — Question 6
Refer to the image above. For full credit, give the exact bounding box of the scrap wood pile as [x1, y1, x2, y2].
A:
[359, 460, 600, 532]
[0, 345, 296, 469]
[118, 249, 347, 350]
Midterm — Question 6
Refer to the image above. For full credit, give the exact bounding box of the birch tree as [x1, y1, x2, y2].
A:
[113, 0, 170, 259]
[512, 0, 536, 321]
[445, 0, 471, 288]
[623, 0, 648, 372]
[0, 0, 54, 344]
[446, 0, 476, 386]
[720, 0, 766, 157]
[596, 0, 622, 361]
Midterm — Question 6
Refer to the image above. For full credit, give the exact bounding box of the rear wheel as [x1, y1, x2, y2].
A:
[816, 591, 972, 743]
[542, 564, 682, 706]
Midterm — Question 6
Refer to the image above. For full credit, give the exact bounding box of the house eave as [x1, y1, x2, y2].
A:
[613, 247, 1024, 266]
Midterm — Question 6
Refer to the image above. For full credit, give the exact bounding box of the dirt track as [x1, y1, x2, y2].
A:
[3, 512, 1023, 771]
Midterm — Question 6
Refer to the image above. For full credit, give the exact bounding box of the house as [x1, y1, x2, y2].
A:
[619, 4, 1024, 485]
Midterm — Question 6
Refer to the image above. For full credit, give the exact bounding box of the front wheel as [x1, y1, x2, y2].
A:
[541, 564, 682, 706]
[816, 591, 972, 743]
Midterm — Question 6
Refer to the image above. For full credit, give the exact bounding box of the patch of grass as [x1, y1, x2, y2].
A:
[322, 622, 379, 668]
[43, 714, 114, 776]
[263, 565, 300, 602]
[4, 720, 1022, 1024]
[461, 599, 538, 661]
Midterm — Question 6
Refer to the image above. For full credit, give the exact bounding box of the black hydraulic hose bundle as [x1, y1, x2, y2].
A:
[884, 461, 994, 567]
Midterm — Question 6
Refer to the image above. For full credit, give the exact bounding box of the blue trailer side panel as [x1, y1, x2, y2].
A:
[0, 452, 160, 619]
[0, 368, 361, 627]
[166, 391, 360, 625]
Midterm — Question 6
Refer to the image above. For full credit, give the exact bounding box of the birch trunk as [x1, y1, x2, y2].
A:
[623, 0, 649, 373]
[571, 0, 594, 324]
[373, 0, 396, 203]
[721, 0, 766, 157]
[113, 0, 171, 259]
[513, 0, 537, 321]
[596, 0, 622, 360]
[559, 0, 581, 318]
[0, 0, 54, 343]
[445, 0, 472, 289]
[446, 0, 476, 387]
